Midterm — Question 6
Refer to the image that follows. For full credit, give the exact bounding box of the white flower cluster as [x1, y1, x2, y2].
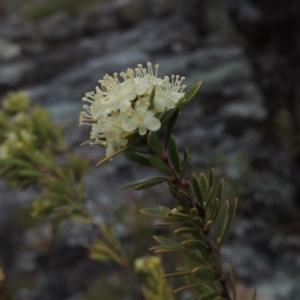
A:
[79, 62, 186, 157]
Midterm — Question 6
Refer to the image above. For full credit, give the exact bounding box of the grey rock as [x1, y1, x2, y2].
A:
[220, 100, 267, 120]
[0, 60, 34, 86]
[38, 12, 83, 42]
[0, 38, 22, 60]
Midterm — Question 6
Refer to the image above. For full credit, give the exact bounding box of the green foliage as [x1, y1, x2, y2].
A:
[0, 92, 88, 220]
[135, 256, 175, 300]
[90, 224, 129, 267]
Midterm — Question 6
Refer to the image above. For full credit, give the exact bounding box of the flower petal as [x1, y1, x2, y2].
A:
[144, 115, 161, 132]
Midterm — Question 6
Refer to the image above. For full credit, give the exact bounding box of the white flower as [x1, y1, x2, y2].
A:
[79, 62, 186, 157]
[121, 98, 161, 135]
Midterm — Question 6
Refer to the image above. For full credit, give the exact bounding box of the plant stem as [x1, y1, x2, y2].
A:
[160, 151, 232, 300]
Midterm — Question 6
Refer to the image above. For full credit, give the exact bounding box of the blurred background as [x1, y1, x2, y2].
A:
[0, 0, 300, 299]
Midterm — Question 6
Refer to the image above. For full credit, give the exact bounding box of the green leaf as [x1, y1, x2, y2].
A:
[161, 96, 185, 125]
[229, 263, 237, 300]
[168, 210, 191, 218]
[149, 154, 172, 176]
[184, 250, 207, 264]
[222, 198, 238, 244]
[182, 239, 206, 250]
[96, 145, 129, 166]
[216, 200, 229, 246]
[161, 270, 193, 279]
[154, 221, 194, 227]
[210, 198, 221, 222]
[251, 290, 257, 300]
[150, 243, 187, 253]
[140, 207, 169, 218]
[215, 179, 224, 203]
[192, 174, 204, 206]
[173, 283, 206, 294]
[89, 251, 111, 262]
[80, 138, 93, 146]
[185, 277, 215, 295]
[90, 242, 124, 265]
[199, 172, 209, 202]
[181, 81, 203, 109]
[180, 149, 191, 179]
[19, 170, 43, 177]
[123, 151, 152, 168]
[153, 236, 175, 245]
[208, 168, 215, 191]
[157, 206, 171, 213]
[164, 109, 179, 150]
[167, 135, 181, 174]
[149, 86, 156, 108]
[122, 131, 141, 140]
[192, 266, 219, 280]
[147, 132, 163, 155]
[200, 292, 222, 300]
[174, 227, 200, 234]
[120, 176, 168, 190]
[0, 158, 33, 168]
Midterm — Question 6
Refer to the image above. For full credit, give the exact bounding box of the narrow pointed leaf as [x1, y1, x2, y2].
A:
[122, 131, 140, 139]
[120, 176, 168, 190]
[153, 236, 175, 244]
[149, 154, 172, 176]
[182, 239, 206, 250]
[154, 221, 194, 227]
[184, 250, 207, 264]
[180, 153, 191, 179]
[161, 96, 185, 125]
[161, 270, 193, 279]
[157, 206, 171, 212]
[140, 207, 169, 218]
[185, 276, 215, 295]
[150, 244, 187, 253]
[168, 211, 191, 218]
[216, 200, 229, 246]
[192, 174, 204, 206]
[174, 227, 200, 234]
[123, 151, 152, 167]
[164, 109, 180, 150]
[96, 146, 129, 166]
[181, 81, 203, 109]
[173, 283, 206, 294]
[222, 198, 238, 243]
[210, 198, 221, 222]
[192, 266, 219, 280]
[147, 132, 163, 155]
[0, 158, 33, 168]
[167, 135, 181, 174]
[135, 180, 168, 190]
[19, 170, 43, 177]
[80, 138, 93, 146]
[149, 86, 156, 108]
[199, 172, 209, 201]
[215, 179, 224, 203]
[229, 263, 236, 300]
[209, 168, 215, 191]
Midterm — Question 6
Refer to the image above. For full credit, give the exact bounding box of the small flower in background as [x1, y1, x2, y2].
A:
[79, 62, 186, 157]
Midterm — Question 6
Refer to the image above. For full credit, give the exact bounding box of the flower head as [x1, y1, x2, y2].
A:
[79, 62, 186, 157]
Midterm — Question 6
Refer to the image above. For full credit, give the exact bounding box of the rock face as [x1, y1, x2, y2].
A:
[229, 0, 300, 133]
[0, 1, 299, 299]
